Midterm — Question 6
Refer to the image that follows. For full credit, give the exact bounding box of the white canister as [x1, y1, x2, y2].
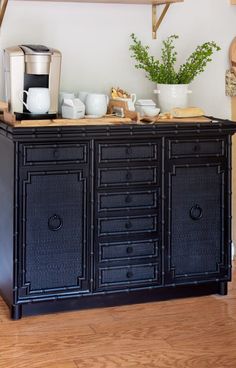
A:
[61, 98, 85, 119]
[59, 91, 75, 114]
[154, 84, 192, 113]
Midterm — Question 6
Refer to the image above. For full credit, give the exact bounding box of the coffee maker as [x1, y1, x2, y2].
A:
[4, 44, 61, 120]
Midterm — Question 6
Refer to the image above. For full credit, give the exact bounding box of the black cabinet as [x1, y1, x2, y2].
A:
[0, 119, 235, 319]
[18, 169, 90, 297]
[165, 163, 227, 284]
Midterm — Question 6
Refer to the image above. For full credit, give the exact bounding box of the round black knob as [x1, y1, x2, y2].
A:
[126, 271, 133, 279]
[125, 195, 132, 203]
[48, 214, 63, 231]
[126, 147, 132, 155]
[125, 221, 132, 229]
[126, 246, 133, 254]
[126, 171, 132, 181]
[193, 144, 200, 153]
[189, 205, 203, 221]
[53, 149, 60, 159]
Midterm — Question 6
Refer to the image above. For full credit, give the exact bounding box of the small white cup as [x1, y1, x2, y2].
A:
[85, 93, 109, 117]
[78, 91, 89, 104]
[19, 87, 50, 114]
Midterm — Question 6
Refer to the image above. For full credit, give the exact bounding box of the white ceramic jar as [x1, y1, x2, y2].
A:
[154, 84, 192, 113]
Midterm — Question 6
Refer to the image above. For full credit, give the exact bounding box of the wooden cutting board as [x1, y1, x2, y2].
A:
[141, 116, 212, 123]
[10, 117, 133, 127]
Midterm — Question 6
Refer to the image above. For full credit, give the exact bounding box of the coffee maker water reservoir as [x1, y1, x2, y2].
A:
[4, 44, 61, 119]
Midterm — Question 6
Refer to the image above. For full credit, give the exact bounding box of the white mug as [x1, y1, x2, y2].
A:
[78, 91, 89, 104]
[85, 93, 109, 117]
[19, 87, 50, 114]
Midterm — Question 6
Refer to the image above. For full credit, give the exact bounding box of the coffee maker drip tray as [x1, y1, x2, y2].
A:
[15, 112, 57, 121]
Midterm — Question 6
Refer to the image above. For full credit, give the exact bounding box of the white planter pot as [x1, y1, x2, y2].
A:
[154, 84, 192, 113]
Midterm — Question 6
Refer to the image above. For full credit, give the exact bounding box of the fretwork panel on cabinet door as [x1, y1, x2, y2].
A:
[18, 169, 90, 299]
[165, 163, 229, 285]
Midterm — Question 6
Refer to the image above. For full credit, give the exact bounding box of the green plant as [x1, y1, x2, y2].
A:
[129, 34, 221, 84]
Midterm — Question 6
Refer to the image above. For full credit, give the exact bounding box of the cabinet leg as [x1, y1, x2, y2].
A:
[11, 304, 22, 320]
[218, 281, 228, 296]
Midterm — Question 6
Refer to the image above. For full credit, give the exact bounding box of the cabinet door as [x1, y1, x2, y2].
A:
[18, 169, 89, 298]
[165, 163, 229, 285]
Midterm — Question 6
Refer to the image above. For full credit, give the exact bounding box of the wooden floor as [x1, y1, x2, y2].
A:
[1, 267, 236, 368]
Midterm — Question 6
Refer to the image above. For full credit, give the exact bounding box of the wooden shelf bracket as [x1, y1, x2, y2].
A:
[0, 0, 8, 28]
[152, 0, 183, 39]
[152, 3, 170, 39]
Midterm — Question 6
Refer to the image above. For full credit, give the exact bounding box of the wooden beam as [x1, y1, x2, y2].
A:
[0, 0, 8, 27]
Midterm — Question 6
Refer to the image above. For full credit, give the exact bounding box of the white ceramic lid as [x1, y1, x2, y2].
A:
[135, 99, 156, 106]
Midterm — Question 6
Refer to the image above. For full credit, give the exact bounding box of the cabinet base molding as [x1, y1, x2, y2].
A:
[10, 282, 225, 320]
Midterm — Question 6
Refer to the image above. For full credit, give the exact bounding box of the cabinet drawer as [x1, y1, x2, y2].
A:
[100, 239, 158, 262]
[98, 190, 157, 211]
[98, 215, 157, 236]
[22, 143, 87, 165]
[99, 264, 158, 287]
[98, 167, 158, 187]
[169, 139, 224, 158]
[98, 142, 158, 163]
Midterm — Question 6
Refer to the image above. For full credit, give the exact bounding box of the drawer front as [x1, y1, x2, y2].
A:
[98, 142, 158, 163]
[100, 239, 158, 262]
[98, 190, 157, 212]
[22, 143, 87, 165]
[98, 167, 158, 187]
[98, 215, 157, 236]
[169, 139, 224, 158]
[98, 264, 159, 288]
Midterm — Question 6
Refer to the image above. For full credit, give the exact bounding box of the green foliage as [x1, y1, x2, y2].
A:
[129, 34, 221, 84]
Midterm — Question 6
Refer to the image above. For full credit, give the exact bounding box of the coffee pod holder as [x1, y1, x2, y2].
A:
[108, 99, 140, 122]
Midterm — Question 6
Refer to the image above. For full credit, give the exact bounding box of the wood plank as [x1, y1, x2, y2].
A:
[5, 116, 211, 128]
[11, 117, 132, 127]
[0, 264, 236, 368]
[37, 362, 77, 368]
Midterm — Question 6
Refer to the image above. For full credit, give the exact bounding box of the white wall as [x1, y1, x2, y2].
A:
[0, 0, 235, 118]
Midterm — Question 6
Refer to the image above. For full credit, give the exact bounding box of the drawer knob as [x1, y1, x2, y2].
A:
[126, 171, 132, 181]
[53, 149, 60, 159]
[189, 205, 203, 221]
[193, 144, 200, 153]
[125, 195, 132, 203]
[126, 147, 132, 155]
[126, 271, 133, 279]
[126, 246, 134, 254]
[125, 221, 132, 229]
[48, 214, 63, 231]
